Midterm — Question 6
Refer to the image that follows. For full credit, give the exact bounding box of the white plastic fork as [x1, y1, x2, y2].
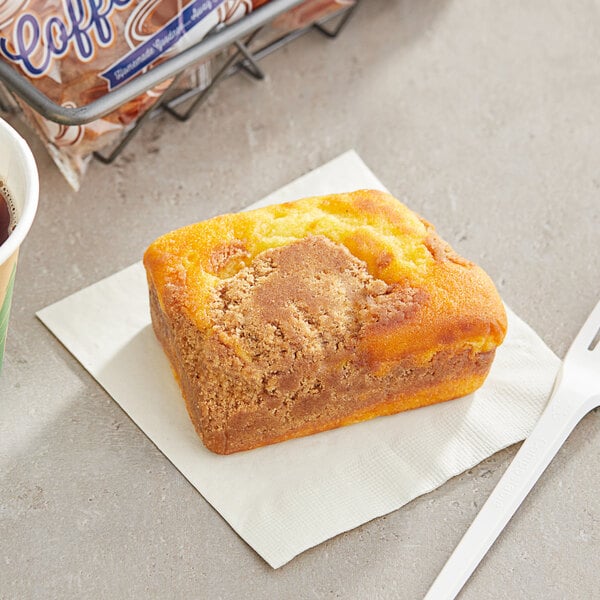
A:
[425, 299, 600, 600]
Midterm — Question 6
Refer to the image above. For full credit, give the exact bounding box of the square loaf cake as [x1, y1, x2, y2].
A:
[143, 190, 507, 454]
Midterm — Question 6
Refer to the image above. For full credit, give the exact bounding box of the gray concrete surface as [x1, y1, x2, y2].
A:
[1, 1, 599, 598]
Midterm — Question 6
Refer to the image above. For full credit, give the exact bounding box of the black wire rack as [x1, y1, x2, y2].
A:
[0, 0, 359, 163]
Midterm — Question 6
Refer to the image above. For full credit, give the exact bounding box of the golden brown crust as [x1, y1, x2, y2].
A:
[144, 190, 507, 454]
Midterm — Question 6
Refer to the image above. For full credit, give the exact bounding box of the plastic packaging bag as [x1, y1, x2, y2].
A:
[0, 0, 260, 189]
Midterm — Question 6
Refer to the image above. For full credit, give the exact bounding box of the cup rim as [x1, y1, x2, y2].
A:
[0, 118, 39, 265]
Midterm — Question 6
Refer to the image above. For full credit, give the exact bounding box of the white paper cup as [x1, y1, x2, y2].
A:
[0, 118, 39, 372]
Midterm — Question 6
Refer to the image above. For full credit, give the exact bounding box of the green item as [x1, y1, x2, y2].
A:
[0, 264, 16, 373]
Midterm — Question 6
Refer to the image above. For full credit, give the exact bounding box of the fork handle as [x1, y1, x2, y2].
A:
[424, 384, 597, 600]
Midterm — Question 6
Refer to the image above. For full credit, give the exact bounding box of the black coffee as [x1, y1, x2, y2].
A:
[0, 182, 16, 246]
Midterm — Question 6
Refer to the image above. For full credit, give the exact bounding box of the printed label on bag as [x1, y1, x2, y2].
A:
[100, 0, 225, 89]
[0, 0, 226, 87]
[0, 0, 132, 78]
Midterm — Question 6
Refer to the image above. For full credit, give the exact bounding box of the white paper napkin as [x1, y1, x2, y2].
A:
[37, 151, 560, 568]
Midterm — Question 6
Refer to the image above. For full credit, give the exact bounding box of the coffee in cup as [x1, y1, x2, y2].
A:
[0, 182, 17, 245]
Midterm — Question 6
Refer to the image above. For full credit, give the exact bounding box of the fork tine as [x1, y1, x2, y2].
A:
[567, 298, 600, 356]
[589, 325, 600, 352]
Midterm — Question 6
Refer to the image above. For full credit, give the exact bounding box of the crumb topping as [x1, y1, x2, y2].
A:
[199, 236, 430, 435]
